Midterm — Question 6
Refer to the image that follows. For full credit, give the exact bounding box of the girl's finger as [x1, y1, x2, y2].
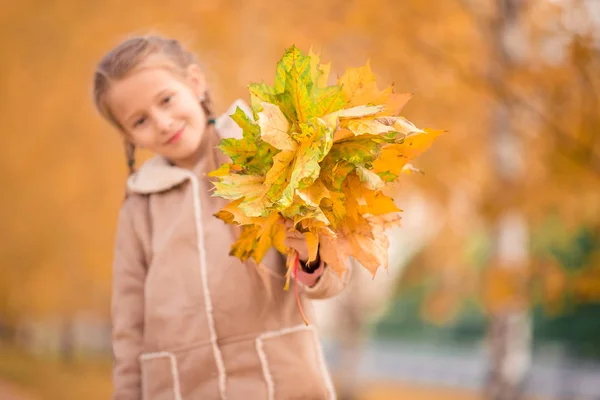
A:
[287, 230, 304, 239]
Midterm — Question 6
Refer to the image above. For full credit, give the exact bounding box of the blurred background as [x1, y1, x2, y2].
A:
[1, 0, 599, 399]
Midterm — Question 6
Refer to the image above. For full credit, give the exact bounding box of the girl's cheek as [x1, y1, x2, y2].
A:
[131, 130, 151, 148]
[143, 128, 156, 144]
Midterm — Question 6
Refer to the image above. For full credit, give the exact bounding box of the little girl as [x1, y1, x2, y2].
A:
[93, 35, 351, 400]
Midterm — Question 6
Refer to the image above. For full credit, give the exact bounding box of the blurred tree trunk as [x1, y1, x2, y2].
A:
[484, 1, 532, 399]
[60, 317, 75, 363]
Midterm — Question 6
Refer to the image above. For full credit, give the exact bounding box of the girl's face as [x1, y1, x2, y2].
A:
[107, 61, 208, 169]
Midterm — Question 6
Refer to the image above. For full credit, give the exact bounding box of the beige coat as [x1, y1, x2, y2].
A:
[111, 100, 351, 400]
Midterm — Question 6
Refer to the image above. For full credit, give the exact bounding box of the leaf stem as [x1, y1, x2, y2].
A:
[292, 250, 310, 326]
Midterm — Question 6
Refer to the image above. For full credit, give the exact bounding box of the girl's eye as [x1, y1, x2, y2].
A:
[161, 95, 173, 105]
[134, 117, 146, 128]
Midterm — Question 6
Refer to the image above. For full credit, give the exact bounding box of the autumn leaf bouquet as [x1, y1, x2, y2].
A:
[210, 46, 442, 293]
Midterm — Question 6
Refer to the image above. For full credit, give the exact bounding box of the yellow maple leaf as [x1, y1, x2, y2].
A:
[271, 222, 288, 255]
[214, 198, 264, 226]
[350, 219, 391, 277]
[292, 205, 330, 227]
[304, 230, 320, 263]
[342, 175, 366, 221]
[338, 61, 391, 107]
[356, 166, 385, 191]
[378, 91, 413, 116]
[338, 105, 385, 119]
[320, 190, 346, 229]
[228, 212, 288, 265]
[309, 48, 331, 87]
[332, 128, 353, 142]
[207, 163, 242, 177]
[257, 102, 297, 151]
[253, 212, 284, 263]
[321, 214, 393, 278]
[372, 145, 409, 178]
[319, 230, 352, 276]
[347, 118, 396, 136]
[264, 150, 296, 189]
[362, 189, 401, 216]
[371, 128, 445, 179]
[400, 128, 445, 159]
[230, 225, 260, 262]
[296, 177, 330, 207]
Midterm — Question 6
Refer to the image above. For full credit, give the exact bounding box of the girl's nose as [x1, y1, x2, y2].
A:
[154, 110, 174, 133]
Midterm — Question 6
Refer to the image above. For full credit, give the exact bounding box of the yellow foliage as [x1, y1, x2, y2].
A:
[211, 47, 441, 282]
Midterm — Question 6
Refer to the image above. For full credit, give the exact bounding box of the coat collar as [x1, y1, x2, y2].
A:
[126, 156, 189, 194]
[126, 99, 250, 195]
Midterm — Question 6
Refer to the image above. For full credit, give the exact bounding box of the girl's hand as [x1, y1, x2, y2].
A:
[283, 220, 324, 287]
[283, 224, 310, 261]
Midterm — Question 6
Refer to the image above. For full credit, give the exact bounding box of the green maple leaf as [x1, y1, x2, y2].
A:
[275, 120, 329, 209]
[265, 150, 296, 203]
[312, 85, 346, 117]
[324, 136, 382, 167]
[321, 160, 355, 190]
[377, 170, 398, 182]
[212, 174, 265, 201]
[320, 189, 347, 228]
[230, 106, 260, 139]
[248, 82, 277, 117]
[218, 107, 275, 175]
[274, 46, 302, 92]
[218, 137, 257, 166]
[282, 63, 314, 123]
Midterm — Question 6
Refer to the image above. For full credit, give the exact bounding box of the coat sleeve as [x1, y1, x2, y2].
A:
[111, 197, 148, 400]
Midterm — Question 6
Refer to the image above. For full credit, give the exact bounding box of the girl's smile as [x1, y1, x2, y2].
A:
[165, 124, 185, 145]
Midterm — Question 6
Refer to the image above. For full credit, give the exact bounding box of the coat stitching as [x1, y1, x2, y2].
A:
[255, 324, 337, 400]
[139, 351, 183, 400]
[188, 173, 228, 400]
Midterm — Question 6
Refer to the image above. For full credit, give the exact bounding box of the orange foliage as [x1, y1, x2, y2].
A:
[0, 0, 598, 327]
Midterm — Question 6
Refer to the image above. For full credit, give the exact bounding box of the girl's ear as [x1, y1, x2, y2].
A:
[186, 65, 207, 97]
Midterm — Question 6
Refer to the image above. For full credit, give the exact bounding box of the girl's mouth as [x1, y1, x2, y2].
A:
[166, 125, 185, 144]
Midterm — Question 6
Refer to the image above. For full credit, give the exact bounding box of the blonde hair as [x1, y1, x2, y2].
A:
[93, 35, 215, 175]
